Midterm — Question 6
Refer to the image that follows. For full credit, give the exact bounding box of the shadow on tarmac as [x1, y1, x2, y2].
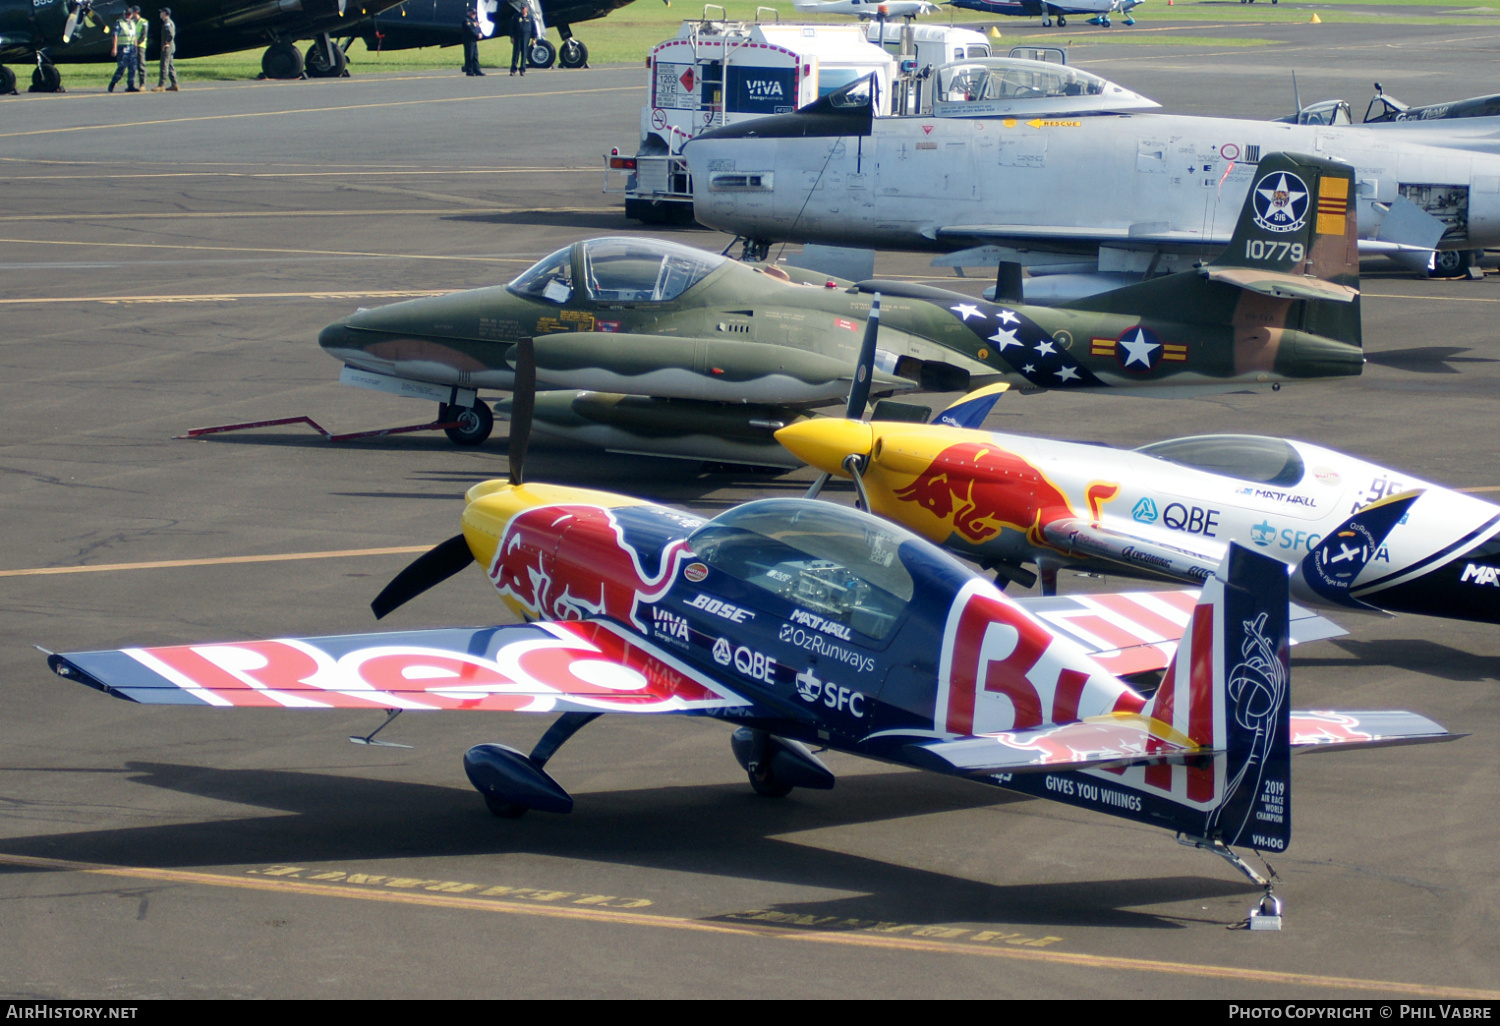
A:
[1365, 346, 1498, 374]
[0, 760, 1255, 929]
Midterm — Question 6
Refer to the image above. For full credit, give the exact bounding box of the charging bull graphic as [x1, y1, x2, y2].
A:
[892, 443, 1118, 548]
[489, 505, 693, 632]
[893, 443, 1075, 546]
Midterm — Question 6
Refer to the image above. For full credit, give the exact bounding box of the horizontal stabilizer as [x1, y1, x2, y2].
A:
[48, 621, 754, 715]
[1291, 710, 1461, 753]
[1200, 266, 1358, 303]
[905, 715, 1218, 777]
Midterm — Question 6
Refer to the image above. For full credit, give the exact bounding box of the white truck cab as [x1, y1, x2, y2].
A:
[609, 14, 989, 222]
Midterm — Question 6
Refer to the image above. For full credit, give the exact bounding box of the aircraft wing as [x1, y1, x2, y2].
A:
[530, 332, 915, 405]
[1041, 516, 1223, 587]
[47, 620, 754, 715]
[1013, 588, 1345, 679]
[933, 224, 1222, 249]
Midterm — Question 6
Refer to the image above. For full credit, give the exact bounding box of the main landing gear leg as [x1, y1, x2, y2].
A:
[1039, 563, 1059, 597]
[464, 712, 601, 818]
[1178, 834, 1283, 930]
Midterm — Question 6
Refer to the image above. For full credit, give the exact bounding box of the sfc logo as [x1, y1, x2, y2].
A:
[1252, 171, 1310, 234]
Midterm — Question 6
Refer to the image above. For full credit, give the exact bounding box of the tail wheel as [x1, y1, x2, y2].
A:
[528, 38, 556, 69]
[1056, 14, 1066, 25]
[305, 42, 347, 78]
[262, 41, 305, 80]
[558, 39, 588, 69]
[442, 399, 494, 446]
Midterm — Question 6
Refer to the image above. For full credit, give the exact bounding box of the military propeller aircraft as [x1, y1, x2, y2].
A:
[45, 339, 1457, 918]
[310, 152, 1361, 464]
[945, 0, 1141, 28]
[360, 0, 652, 71]
[0, 0, 408, 91]
[684, 67, 1500, 281]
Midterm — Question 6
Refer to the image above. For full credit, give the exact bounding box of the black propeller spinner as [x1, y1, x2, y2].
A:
[370, 337, 535, 619]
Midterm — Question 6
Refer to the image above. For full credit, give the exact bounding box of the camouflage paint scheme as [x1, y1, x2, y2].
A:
[316, 154, 1362, 461]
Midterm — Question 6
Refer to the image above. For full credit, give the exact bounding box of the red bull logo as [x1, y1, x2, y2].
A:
[489, 504, 692, 632]
[993, 719, 1177, 765]
[891, 442, 1078, 547]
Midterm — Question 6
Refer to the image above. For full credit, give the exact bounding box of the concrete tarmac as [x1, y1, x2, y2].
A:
[1, 33, 1498, 999]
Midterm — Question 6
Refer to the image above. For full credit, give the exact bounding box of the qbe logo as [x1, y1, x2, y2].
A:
[713, 638, 777, 683]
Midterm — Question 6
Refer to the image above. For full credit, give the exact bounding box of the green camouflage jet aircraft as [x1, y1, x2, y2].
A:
[317, 152, 1363, 466]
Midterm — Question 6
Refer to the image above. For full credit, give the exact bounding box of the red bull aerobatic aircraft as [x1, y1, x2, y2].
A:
[44, 342, 1457, 924]
[775, 397, 1500, 621]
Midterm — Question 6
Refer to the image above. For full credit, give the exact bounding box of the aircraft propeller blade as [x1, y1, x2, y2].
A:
[508, 337, 535, 487]
[805, 295, 881, 501]
[62, 10, 80, 43]
[844, 293, 880, 421]
[370, 534, 475, 620]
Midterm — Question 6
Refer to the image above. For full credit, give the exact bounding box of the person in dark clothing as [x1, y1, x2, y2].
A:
[460, 7, 483, 76]
[152, 8, 179, 91]
[508, 0, 535, 77]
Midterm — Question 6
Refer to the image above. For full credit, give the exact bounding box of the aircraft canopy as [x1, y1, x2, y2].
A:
[689, 499, 916, 640]
[1136, 435, 1307, 487]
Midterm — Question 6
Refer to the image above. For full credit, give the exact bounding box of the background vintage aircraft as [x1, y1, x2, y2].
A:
[45, 342, 1456, 923]
[791, 0, 939, 19]
[945, 0, 1141, 27]
[303, 154, 1362, 464]
[684, 69, 1496, 281]
[359, 0, 655, 71]
[0, 0, 409, 91]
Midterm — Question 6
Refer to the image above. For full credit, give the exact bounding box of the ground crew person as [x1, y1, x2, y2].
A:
[152, 8, 178, 90]
[508, 0, 534, 77]
[108, 6, 143, 92]
[460, 7, 483, 76]
[131, 8, 148, 91]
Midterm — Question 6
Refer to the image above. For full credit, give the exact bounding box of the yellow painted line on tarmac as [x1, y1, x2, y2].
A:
[0, 545, 431, 578]
[0, 205, 614, 222]
[0, 289, 450, 305]
[1458, 485, 1500, 493]
[1365, 292, 1500, 304]
[0, 852, 1495, 998]
[0, 85, 636, 139]
[0, 237, 530, 264]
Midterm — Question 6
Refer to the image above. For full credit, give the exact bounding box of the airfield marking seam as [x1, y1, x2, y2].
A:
[0, 546, 432, 578]
[0, 168, 596, 181]
[0, 205, 614, 223]
[0, 289, 452, 305]
[0, 86, 637, 140]
[0, 238, 532, 264]
[0, 852, 1495, 998]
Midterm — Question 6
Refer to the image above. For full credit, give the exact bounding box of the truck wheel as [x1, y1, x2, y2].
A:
[558, 39, 588, 69]
[528, 39, 556, 69]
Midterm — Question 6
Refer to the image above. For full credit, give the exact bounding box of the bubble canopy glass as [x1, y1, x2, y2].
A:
[936, 59, 1109, 104]
[688, 499, 916, 641]
[1136, 435, 1307, 487]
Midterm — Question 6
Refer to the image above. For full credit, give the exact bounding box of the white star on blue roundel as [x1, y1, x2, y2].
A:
[1251, 171, 1310, 234]
[1116, 326, 1163, 373]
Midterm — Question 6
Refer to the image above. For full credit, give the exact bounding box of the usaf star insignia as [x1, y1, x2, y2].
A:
[1116, 327, 1164, 373]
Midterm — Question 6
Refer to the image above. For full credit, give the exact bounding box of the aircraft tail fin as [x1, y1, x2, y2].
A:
[1292, 489, 1423, 610]
[1066, 152, 1363, 352]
